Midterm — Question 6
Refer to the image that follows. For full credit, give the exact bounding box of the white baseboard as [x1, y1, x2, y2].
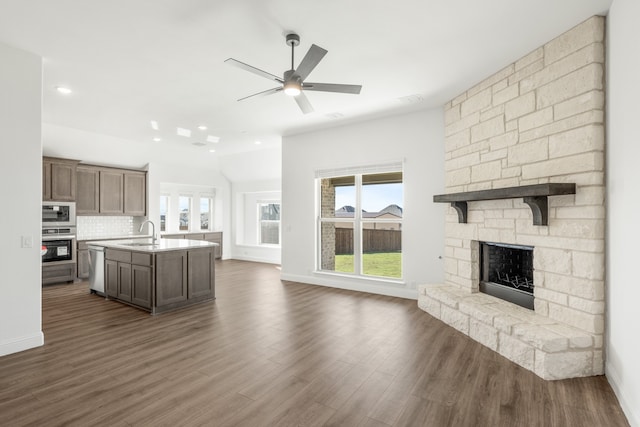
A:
[231, 255, 281, 265]
[0, 331, 44, 357]
[280, 273, 418, 300]
[606, 363, 640, 427]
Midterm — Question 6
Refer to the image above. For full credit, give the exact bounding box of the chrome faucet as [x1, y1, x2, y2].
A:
[139, 220, 156, 245]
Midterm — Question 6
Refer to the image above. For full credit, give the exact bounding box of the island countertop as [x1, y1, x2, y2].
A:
[88, 238, 218, 253]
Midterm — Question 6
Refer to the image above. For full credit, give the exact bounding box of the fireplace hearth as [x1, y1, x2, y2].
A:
[480, 242, 534, 310]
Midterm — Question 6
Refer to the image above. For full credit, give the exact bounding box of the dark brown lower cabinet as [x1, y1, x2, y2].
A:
[77, 249, 90, 279]
[105, 259, 119, 298]
[104, 247, 214, 314]
[42, 263, 76, 285]
[105, 249, 153, 309]
[155, 250, 188, 306]
[131, 265, 152, 309]
[117, 262, 132, 301]
[188, 249, 215, 299]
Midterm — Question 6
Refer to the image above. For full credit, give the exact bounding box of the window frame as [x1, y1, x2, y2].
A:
[257, 201, 281, 246]
[316, 169, 403, 281]
[199, 196, 214, 231]
[159, 194, 169, 232]
[178, 194, 192, 232]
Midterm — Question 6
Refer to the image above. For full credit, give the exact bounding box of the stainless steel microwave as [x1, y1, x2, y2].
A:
[42, 201, 76, 227]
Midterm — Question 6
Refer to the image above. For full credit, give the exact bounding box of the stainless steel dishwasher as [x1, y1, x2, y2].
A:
[88, 244, 105, 296]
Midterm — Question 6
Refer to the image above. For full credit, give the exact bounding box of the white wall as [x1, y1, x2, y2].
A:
[218, 147, 281, 183]
[606, 0, 640, 424]
[0, 42, 44, 356]
[281, 108, 445, 299]
[231, 180, 281, 264]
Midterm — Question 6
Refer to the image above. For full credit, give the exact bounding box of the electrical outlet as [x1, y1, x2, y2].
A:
[21, 235, 33, 248]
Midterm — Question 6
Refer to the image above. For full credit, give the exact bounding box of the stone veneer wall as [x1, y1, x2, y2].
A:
[420, 16, 606, 379]
[320, 179, 336, 270]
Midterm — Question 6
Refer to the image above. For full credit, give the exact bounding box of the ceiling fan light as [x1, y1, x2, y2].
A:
[283, 82, 301, 97]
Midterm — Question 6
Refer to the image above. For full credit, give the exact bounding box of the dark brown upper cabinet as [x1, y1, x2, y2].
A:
[43, 157, 78, 201]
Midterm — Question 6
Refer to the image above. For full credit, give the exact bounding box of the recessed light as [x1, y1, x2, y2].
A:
[150, 120, 159, 130]
[209, 149, 216, 153]
[152, 137, 161, 142]
[255, 140, 262, 145]
[207, 135, 220, 143]
[176, 127, 191, 137]
[198, 125, 207, 131]
[55, 86, 72, 95]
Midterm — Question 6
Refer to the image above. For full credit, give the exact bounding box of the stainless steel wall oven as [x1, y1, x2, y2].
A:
[42, 230, 76, 265]
[42, 202, 77, 284]
[42, 201, 76, 227]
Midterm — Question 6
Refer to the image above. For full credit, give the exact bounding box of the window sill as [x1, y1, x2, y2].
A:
[313, 270, 405, 286]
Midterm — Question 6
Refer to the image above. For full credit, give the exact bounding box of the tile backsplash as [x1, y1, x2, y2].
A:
[77, 216, 146, 240]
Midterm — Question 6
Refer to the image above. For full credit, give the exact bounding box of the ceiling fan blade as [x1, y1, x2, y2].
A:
[224, 58, 284, 83]
[294, 92, 314, 114]
[303, 82, 362, 94]
[237, 87, 282, 102]
[294, 44, 327, 81]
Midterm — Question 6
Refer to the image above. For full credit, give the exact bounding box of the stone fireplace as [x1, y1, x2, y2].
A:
[419, 16, 605, 380]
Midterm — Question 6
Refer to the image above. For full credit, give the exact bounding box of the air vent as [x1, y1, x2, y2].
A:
[398, 94, 424, 104]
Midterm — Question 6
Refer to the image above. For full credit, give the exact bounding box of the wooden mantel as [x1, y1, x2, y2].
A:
[433, 183, 576, 226]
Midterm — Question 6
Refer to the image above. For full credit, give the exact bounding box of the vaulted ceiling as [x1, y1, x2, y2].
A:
[0, 0, 611, 158]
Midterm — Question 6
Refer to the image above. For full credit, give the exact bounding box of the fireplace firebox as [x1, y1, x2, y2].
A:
[479, 242, 534, 310]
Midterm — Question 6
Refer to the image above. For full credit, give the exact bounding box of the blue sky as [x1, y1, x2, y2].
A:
[335, 183, 403, 212]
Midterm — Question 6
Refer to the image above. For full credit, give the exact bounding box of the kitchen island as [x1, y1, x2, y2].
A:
[91, 238, 217, 314]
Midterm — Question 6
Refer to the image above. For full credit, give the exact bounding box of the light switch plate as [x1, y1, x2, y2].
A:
[21, 235, 33, 248]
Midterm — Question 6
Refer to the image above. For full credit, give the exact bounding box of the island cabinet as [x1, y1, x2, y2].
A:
[76, 164, 146, 216]
[104, 245, 214, 314]
[105, 249, 153, 309]
[43, 157, 78, 201]
[155, 250, 187, 306]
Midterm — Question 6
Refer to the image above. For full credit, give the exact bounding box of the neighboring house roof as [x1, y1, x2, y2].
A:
[334, 204, 403, 219]
[336, 205, 356, 213]
[378, 204, 403, 217]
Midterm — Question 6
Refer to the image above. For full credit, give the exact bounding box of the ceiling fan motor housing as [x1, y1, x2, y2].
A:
[283, 69, 301, 83]
[285, 33, 300, 47]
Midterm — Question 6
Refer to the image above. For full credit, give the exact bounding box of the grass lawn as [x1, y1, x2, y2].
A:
[335, 252, 402, 278]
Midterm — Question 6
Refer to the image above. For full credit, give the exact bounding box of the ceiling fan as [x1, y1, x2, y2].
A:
[225, 33, 362, 114]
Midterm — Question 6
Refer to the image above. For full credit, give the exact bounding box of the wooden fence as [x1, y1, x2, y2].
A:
[335, 228, 401, 254]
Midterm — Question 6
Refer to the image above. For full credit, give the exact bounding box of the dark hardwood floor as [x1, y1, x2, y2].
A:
[0, 260, 629, 426]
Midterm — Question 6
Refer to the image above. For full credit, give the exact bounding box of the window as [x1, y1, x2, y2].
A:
[259, 202, 280, 245]
[179, 196, 191, 231]
[200, 197, 212, 230]
[159, 195, 169, 232]
[159, 184, 216, 234]
[318, 169, 403, 279]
